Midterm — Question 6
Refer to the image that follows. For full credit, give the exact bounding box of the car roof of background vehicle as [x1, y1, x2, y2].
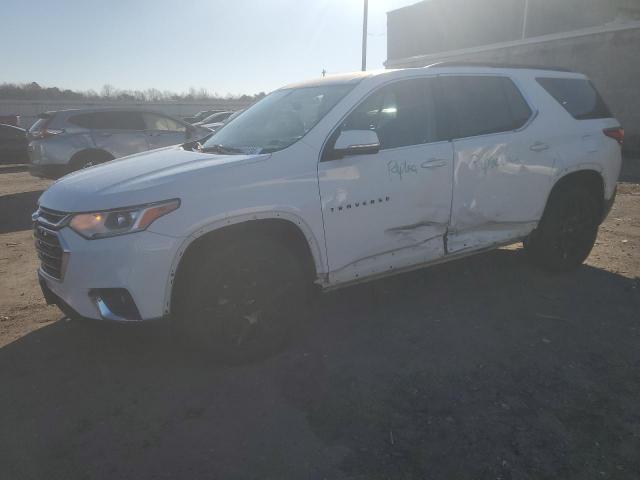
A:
[39, 108, 185, 117]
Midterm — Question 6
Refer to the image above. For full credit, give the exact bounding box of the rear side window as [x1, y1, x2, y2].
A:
[437, 76, 532, 139]
[69, 111, 145, 130]
[537, 77, 611, 120]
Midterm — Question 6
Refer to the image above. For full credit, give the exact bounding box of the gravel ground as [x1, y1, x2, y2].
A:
[1, 164, 639, 480]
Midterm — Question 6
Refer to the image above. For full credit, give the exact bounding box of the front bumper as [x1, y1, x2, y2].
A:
[37, 227, 183, 321]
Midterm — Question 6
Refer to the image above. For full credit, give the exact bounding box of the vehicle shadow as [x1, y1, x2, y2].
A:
[1, 249, 639, 479]
[0, 164, 28, 174]
[0, 190, 43, 233]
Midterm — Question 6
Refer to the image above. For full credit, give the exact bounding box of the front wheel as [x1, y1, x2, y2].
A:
[172, 237, 311, 363]
[525, 185, 600, 272]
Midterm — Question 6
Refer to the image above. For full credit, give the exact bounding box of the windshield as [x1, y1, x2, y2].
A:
[202, 84, 354, 154]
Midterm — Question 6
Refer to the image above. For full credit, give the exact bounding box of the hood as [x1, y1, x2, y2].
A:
[38, 146, 268, 212]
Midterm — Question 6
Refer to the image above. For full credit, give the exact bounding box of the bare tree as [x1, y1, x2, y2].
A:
[101, 84, 116, 98]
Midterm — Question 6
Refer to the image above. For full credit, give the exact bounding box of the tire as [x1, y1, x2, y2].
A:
[525, 184, 600, 272]
[172, 236, 311, 363]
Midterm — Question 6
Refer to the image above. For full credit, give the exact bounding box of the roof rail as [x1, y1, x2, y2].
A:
[426, 61, 575, 73]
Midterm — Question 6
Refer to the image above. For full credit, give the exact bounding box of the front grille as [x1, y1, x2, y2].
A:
[34, 224, 65, 279]
[38, 207, 68, 226]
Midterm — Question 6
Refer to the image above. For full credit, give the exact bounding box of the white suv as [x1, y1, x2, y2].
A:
[33, 64, 623, 361]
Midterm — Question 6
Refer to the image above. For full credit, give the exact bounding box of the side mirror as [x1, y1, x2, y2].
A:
[332, 130, 380, 157]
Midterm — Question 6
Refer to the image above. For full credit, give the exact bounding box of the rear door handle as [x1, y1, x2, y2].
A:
[529, 141, 550, 152]
[421, 158, 447, 169]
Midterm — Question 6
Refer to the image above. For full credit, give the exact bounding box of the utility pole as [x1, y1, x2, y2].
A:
[361, 0, 368, 71]
[521, 0, 529, 40]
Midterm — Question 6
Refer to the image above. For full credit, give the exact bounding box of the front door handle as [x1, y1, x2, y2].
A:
[421, 159, 447, 169]
[529, 141, 550, 152]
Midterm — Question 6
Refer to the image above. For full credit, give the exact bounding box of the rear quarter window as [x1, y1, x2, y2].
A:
[536, 77, 611, 120]
[437, 76, 533, 139]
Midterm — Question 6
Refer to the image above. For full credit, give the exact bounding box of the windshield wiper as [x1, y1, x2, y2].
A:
[201, 144, 244, 155]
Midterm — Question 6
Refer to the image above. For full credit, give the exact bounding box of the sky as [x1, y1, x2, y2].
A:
[2, 0, 418, 96]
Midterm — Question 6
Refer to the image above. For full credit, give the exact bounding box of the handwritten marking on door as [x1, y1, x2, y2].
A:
[387, 160, 445, 180]
[387, 160, 417, 180]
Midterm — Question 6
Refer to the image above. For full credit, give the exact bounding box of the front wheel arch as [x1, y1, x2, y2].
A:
[169, 218, 320, 317]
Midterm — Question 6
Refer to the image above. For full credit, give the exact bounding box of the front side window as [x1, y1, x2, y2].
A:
[143, 113, 186, 132]
[438, 76, 532, 139]
[202, 84, 354, 154]
[339, 78, 438, 150]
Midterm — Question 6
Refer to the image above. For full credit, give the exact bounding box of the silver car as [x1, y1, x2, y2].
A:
[28, 108, 212, 178]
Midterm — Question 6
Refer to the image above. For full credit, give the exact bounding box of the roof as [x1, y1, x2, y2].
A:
[279, 63, 581, 91]
[426, 61, 575, 72]
[280, 70, 381, 89]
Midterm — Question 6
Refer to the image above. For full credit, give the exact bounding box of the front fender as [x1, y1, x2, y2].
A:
[160, 209, 326, 316]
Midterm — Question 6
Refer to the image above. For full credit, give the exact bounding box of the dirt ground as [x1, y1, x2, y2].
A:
[1, 163, 639, 480]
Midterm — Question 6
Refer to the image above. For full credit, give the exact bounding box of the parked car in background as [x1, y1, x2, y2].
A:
[28, 108, 211, 178]
[182, 109, 224, 124]
[0, 123, 29, 164]
[193, 111, 234, 127]
[0, 114, 20, 127]
[33, 65, 622, 362]
[200, 109, 244, 132]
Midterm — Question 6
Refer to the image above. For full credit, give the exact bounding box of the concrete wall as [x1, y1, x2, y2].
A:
[0, 99, 252, 130]
[387, 0, 624, 60]
[386, 25, 640, 154]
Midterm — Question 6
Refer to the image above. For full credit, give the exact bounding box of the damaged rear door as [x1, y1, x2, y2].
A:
[318, 76, 453, 284]
[437, 74, 545, 254]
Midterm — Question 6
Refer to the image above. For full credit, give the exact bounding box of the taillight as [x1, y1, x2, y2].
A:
[29, 129, 64, 140]
[603, 127, 624, 146]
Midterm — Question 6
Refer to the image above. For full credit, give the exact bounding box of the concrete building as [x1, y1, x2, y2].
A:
[385, 0, 640, 153]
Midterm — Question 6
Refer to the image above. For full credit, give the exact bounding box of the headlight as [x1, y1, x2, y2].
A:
[69, 199, 180, 239]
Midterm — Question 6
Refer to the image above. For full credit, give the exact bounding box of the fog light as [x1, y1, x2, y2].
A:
[89, 288, 141, 321]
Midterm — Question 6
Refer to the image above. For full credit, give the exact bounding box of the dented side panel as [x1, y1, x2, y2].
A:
[319, 140, 454, 282]
[447, 74, 564, 253]
[447, 128, 559, 253]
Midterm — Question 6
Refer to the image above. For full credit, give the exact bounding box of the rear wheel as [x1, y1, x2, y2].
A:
[173, 236, 310, 363]
[525, 185, 600, 272]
